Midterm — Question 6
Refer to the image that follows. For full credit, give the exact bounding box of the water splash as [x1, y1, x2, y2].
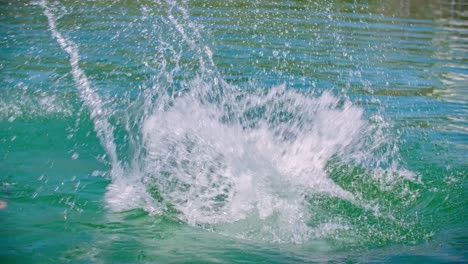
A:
[38, 0, 157, 212]
[39, 0, 420, 245]
[39, 0, 120, 170]
[140, 79, 373, 242]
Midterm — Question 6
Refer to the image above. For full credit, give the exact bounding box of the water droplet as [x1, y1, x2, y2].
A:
[71, 153, 79, 160]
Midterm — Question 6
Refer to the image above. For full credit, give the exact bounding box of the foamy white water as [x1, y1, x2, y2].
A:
[139, 80, 371, 242]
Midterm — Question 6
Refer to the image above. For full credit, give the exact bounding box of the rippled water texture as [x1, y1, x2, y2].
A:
[1, 0, 467, 263]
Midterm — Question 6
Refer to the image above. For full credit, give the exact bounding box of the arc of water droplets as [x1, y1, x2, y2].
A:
[39, 0, 122, 176]
[165, 0, 217, 75]
[163, 0, 231, 101]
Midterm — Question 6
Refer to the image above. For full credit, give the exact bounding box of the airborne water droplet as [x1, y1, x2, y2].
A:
[71, 153, 79, 160]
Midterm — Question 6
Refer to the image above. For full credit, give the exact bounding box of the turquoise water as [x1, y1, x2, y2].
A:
[1, 0, 467, 262]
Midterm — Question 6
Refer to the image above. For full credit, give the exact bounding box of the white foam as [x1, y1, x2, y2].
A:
[135, 79, 369, 243]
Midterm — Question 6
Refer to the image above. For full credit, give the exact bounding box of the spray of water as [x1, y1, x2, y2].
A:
[40, 0, 420, 244]
[38, 0, 156, 213]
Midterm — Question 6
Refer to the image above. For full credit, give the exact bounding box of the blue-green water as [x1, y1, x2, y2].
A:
[1, 0, 467, 262]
